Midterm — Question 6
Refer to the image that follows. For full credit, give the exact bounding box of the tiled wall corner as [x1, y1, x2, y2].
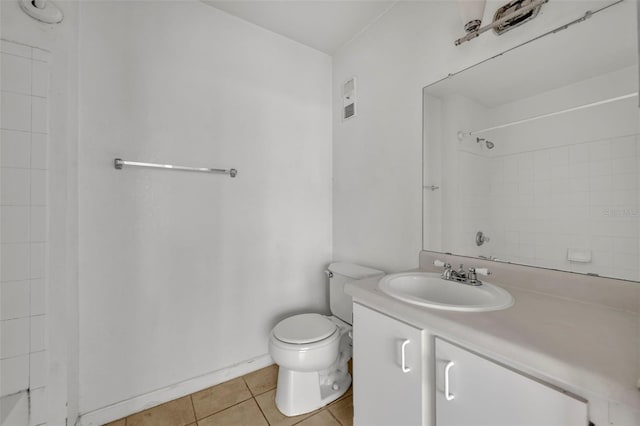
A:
[1, 39, 50, 426]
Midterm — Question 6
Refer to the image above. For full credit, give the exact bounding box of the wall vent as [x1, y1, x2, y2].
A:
[343, 77, 356, 120]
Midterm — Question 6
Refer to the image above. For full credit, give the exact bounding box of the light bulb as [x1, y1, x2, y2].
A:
[457, 0, 487, 33]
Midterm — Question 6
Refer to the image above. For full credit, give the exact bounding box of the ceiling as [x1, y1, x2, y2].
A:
[202, 0, 397, 54]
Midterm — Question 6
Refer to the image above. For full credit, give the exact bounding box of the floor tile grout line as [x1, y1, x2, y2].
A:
[240, 375, 255, 397]
[192, 378, 255, 421]
[189, 394, 197, 424]
[252, 385, 276, 397]
[241, 370, 277, 398]
[122, 395, 192, 425]
[251, 396, 271, 425]
[327, 406, 345, 426]
[111, 366, 289, 426]
[113, 391, 350, 426]
[325, 408, 343, 426]
[194, 394, 256, 423]
[291, 408, 331, 426]
[327, 388, 352, 408]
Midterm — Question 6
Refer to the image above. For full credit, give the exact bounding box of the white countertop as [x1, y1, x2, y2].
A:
[346, 275, 640, 410]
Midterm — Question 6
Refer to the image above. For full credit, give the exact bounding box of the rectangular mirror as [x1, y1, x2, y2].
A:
[423, 0, 639, 282]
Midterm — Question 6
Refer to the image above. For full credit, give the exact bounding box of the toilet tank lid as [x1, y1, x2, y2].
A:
[328, 262, 383, 279]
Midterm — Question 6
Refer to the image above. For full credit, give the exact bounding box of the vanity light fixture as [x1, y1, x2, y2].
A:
[457, 0, 487, 33]
[455, 0, 547, 46]
[492, 0, 545, 35]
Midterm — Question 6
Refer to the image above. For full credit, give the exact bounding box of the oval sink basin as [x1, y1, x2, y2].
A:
[379, 272, 514, 312]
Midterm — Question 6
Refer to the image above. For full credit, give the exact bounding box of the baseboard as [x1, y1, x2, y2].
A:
[77, 353, 273, 426]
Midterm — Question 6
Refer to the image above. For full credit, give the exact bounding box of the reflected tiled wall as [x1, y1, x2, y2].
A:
[486, 135, 640, 281]
[1, 39, 49, 426]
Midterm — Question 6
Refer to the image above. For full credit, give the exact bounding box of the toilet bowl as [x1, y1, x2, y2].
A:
[268, 263, 383, 417]
[269, 314, 352, 416]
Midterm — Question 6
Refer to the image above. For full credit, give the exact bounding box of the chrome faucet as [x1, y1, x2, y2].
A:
[450, 264, 467, 281]
[441, 263, 453, 280]
[435, 260, 489, 286]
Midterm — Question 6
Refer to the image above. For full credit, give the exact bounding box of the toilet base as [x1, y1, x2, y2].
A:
[275, 367, 351, 417]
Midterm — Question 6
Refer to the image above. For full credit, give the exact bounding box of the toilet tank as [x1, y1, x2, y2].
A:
[328, 262, 383, 324]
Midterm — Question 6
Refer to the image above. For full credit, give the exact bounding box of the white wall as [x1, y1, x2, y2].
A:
[332, 0, 622, 273]
[77, 0, 332, 417]
[1, 2, 79, 425]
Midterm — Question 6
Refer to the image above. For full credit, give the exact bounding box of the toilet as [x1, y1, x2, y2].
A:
[268, 262, 383, 417]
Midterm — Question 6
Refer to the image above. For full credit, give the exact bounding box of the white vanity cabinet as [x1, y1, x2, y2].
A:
[435, 337, 588, 426]
[353, 303, 425, 426]
[352, 302, 592, 426]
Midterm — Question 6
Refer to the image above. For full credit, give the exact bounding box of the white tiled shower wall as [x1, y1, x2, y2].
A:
[482, 135, 640, 280]
[453, 96, 640, 281]
[434, 64, 640, 282]
[1, 39, 49, 426]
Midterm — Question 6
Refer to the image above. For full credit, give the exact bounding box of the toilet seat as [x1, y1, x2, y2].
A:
[273, 313, 337, 344]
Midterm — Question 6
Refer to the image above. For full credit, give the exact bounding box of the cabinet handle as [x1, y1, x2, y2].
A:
[401, 339, 411, 373]
[444, 361, 455, 401]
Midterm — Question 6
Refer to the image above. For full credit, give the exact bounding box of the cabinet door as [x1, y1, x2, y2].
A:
[435, 338, 588, 426]
[353, 303, 425, 426]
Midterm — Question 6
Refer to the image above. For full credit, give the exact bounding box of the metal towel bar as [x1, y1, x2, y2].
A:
[114, 158, 237, 178]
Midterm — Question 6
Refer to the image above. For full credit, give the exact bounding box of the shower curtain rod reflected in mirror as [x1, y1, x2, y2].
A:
[458, 92, 638, 139]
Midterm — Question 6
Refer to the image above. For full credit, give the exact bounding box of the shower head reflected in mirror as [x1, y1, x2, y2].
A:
[476, 137, 495, 149]
[19, 0, 64, 23]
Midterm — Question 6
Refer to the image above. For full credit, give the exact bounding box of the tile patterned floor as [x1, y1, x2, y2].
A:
[104, 364, 353, 426]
